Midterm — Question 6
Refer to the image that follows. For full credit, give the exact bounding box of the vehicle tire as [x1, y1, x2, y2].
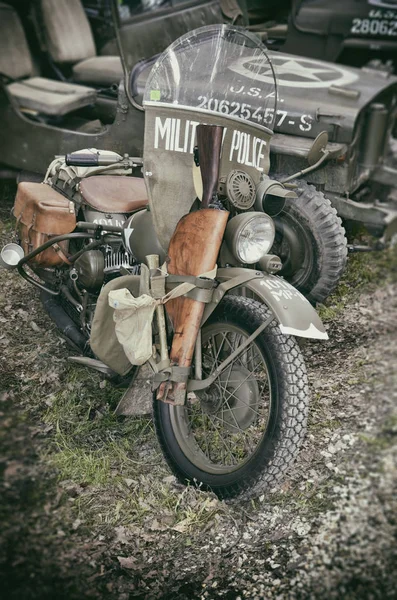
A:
[271, 181, 348, 304]
[153, 296, 309, 500]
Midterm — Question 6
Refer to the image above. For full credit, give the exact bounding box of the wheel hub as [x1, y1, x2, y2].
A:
[197, 386, 223, 414]
[199, 365, 260, 432]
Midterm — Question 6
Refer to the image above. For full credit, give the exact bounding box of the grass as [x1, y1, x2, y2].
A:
[36, 242, 396, 529]
[358, 414, 397, 451]
[358, 433, 396, 451]
[259, 476, 344, 514]
[309, 418, 342, 432]
[50, 439, 111, 486]
[317, 244, 397, 321]
[33, 363, 227, 530]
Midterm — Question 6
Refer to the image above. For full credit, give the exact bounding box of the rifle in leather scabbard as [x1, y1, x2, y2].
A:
[158, 124, 229, 405]
[196, 124, 223, 208]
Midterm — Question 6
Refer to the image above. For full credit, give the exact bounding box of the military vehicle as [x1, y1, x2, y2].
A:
[248, 0, 397, 70]
[1, 0, 396, 305]
[0, 0, 242, 178]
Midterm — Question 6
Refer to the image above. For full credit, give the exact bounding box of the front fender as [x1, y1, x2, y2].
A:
[203, 268, 328, 340]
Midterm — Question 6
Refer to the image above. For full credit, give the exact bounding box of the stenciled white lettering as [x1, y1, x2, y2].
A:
[154, 116, 171, 150]
[229, 130, 266, 172]
[93, 218, 124, 228]
[154, 116, 266, 172]
[154, 116, 199, 154]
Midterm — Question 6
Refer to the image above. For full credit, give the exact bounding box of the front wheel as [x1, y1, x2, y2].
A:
[153, 296, 309, 500]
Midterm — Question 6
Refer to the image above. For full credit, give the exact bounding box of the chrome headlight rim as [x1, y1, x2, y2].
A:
[225, 212, 275, 265]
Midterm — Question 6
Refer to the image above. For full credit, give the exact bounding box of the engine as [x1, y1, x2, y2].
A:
[73, 208, 137, 292]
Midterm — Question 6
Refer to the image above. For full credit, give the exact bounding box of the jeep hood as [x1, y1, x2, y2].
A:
[136, 49, 397, 145]
[251, 52, 397, 143]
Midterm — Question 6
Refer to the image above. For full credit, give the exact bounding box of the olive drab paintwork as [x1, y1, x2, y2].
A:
[0, 83, 144, 174]
[138, 40, 397, 234]
[263, 0, 397, 66]
[2, 0, 396, 237]
[143, 105, 271, 250]
[202, 268, 328, 340]
[139, 49, 397, 146]
[2, 48, 396, 175]
[141, 25, 328, 344]
[1, 0, 396, 178]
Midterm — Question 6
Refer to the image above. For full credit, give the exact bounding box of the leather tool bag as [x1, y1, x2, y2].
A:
[13, 182, 76, 267]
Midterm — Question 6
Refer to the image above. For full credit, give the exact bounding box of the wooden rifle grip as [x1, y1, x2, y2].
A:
[196, 124, 224, 208]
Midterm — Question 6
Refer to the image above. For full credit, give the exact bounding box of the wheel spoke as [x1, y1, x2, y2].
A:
[206, 414, 238, 464]
[200, 406, 211, 461]
[222, 361, 265, 405]
[217, 384, 264, 418]
[176, 318, 273, 470]
[212, 332, 228, 367]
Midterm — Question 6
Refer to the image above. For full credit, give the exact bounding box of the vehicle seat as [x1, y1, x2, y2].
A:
[79, 176, 149, 213]
[39, 0, 124, 87]
[0, 3, 96, 116]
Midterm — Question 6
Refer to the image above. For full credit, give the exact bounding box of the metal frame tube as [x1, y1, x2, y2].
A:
[194, 329, 202, 380]
[16, 230, 117, 295]
[188, 315, 272, 392]
[146, 254, 169, 365]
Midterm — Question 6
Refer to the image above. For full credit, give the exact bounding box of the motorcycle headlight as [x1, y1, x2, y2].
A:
[224, 212, 275, 265]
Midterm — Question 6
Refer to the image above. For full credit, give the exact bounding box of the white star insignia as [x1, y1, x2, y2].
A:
[123, 223, 134, 247]
[265, 59, 336, 82]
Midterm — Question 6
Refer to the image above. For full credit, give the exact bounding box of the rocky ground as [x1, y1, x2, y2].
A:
[0, 183, 396, 599]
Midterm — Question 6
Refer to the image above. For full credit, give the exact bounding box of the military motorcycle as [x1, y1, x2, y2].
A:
[0, 25, 328, 499]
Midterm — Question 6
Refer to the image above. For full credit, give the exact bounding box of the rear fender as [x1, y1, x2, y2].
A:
[203, 267, 328, 340]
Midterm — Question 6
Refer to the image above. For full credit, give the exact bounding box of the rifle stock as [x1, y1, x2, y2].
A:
[196, 124, 224, 208]
[158, 124, 228, 404]
[159, 209, 229, 404]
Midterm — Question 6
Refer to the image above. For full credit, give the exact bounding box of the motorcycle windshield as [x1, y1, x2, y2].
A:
[142, 25, 277, 250]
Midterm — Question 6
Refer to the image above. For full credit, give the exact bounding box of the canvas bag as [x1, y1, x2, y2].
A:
[108, 289, 157, 366]
[44, 149, 132, 185]
[43, 148, 133, 204]
[108, 266, 217, 367]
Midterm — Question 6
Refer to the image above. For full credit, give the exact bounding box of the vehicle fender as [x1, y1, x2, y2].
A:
[204, 268, 328, 340]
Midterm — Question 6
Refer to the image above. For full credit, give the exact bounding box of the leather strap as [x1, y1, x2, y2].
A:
[166, 274, 215, 289]
[159, 266, 217, 305]
[53, 243, 72, 265]
[152, 365, 191, 389]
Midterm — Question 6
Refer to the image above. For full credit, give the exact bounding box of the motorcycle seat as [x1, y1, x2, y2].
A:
[79, 176, 149, 213]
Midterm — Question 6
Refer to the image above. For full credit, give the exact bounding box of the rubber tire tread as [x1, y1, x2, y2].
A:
[275, 180, 347, 305]
[153, 296, 310, 501]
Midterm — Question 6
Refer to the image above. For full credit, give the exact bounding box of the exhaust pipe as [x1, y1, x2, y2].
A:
[40, 290, 88, 353]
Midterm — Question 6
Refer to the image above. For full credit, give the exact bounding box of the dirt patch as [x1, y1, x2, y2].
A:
[0, 187, 397, 599]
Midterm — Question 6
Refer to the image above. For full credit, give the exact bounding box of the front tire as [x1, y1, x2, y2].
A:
[153, 297, 309, 500]
[271, 181, 348, 304]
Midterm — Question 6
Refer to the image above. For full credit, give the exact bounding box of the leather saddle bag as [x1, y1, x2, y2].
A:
[13, 182, 76, 266]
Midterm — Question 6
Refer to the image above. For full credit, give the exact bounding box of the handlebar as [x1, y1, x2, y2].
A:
[64, 153, 143, 168]
[76, 221, 123, 233]
[65, 153, 100, 167]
